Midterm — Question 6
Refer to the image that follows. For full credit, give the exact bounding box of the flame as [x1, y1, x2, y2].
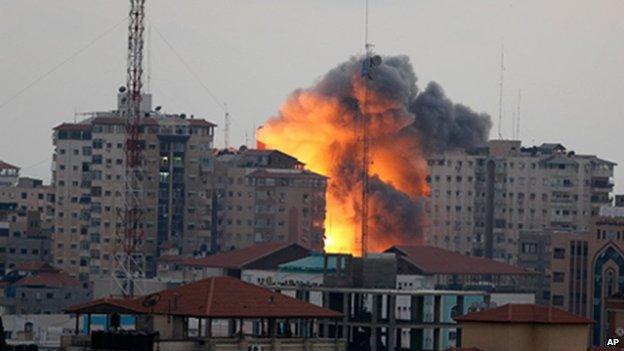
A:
[258, 59, 430, 255]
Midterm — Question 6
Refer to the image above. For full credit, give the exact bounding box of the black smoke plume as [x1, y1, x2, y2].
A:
[259, 54, 492, 251]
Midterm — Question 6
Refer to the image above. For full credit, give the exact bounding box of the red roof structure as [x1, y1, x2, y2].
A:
[182, 242, 309, 269]
[53, 123, 91, 131]
[0, 160, 19, 170]
[157, 255, 188, 264]
[67, 276, 341, 319]
[187, 119, 217, 127]
[386, 245, 534, 275]
[454, 304, 594, 325]
[14, 271, 81, 289]
[13, 261, 59, 273]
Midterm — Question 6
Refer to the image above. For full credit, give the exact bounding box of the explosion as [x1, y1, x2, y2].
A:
[258, 55, 491, 255]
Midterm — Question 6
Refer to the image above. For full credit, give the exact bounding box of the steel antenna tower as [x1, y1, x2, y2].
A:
[359, 0, 381, 257]
[497, 43, 505, 139]
[113, 0, 147, 297]
[224, 103, 231, 148]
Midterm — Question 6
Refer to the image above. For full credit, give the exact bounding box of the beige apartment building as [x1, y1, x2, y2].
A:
[425, 140, 615, 263]
[213, 149, 327, 251]
[0, 163, 55, 276]
[51, 92, 216, 280]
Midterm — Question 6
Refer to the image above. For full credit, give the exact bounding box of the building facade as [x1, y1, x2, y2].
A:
[516, 230, 552, 305]
[549, 211, 624, 345]
[212, 149, 327, 251]
[51, 92, 216, 280]
[0, 170, 55, 277]
[425, 140, 615, 263]
[454, 304, 593, 351]
[1, 263, 91, 315]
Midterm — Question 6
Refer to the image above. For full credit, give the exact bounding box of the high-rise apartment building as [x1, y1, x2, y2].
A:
[425, 140, 615, 262]
[212, 149, 327, 251]
[51, 92, 216, 280]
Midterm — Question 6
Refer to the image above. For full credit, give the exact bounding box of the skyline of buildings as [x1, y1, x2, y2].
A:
[45, 90, 328, 284]
[0, 92, 622, 349]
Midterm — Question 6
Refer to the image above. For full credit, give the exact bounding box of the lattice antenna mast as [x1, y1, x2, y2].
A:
[516, 89, 522, 140]
[497, 43, 505, 139]
[114, 0, 146, 297]
[360, 0, 381, 257]
[224, 103, 231, 148]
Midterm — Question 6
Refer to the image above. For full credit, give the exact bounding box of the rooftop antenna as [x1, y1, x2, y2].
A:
[224, 103, 231, 148]
[359, 0, 382, 257]
[113, 0, 147, 297]
[146, 8, 152, 93]
[497, 42, 505, 140]
[516, 89, 522, 140]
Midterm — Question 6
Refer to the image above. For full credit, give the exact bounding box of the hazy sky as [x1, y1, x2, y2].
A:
[1, 0, 623, 189]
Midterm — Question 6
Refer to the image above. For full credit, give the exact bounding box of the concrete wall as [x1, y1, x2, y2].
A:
[10, 285, 90, 314]
[460, 322, 589, 351]
[154, 338, 346, 351]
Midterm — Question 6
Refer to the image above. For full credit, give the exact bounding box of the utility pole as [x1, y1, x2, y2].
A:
[113, 0, 146, 297]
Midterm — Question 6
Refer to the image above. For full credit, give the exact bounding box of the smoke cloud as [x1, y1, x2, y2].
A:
[258, 54, 492, 253]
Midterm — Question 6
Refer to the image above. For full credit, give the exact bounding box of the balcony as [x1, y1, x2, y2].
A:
[591, 179, 615, 189]
[591, 195, 613, 204]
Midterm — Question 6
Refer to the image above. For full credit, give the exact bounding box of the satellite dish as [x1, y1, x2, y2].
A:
[118, 86, 127, 93]
[370, 55, 382, 67]
[142, 293, 161, 308]
[155, 106, 162, 112]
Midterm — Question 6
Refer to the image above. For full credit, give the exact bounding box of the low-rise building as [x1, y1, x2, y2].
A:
[1, 263, 90, 314]
[243, 245, 536, 351]
[454, 304, 593, 351]
[0, 161, 19, 187]
[64, 276, 345, 351]
[160, 242, 312, 282]
[1, 314, 77, 349]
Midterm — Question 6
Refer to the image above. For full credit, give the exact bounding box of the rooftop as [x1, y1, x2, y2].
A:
[0, 160, 19, 171]
[454, 304, 594, 325]
[13, 270, 81, 289]
[278, 253, 339, 273]
[182, 242, 310, 269]
[248, 168, 327, 179]
[12, 261, 59, 273]
[387, 245, 535, 276]
[67, 276, 341, 319]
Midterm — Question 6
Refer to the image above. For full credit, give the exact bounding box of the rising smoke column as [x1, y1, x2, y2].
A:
[258, 55, 492, 254]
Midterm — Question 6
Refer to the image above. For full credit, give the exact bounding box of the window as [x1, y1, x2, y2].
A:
[553, 272, 565, 282]
[553, 248, 565, 259]
[552, 295, 564, 306]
